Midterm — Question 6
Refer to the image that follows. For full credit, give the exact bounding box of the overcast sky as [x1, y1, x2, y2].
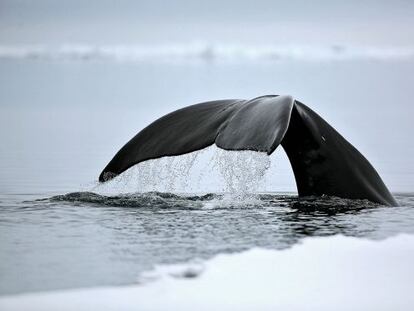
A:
[1, 0, 414, 45]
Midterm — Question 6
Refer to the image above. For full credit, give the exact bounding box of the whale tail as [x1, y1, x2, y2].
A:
[99, 95, 397, 206]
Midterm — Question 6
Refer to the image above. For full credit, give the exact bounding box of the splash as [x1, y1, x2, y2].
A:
[92, 146, 271, 199]
[213, 148, 271, 201]
[93, 150, 201, 194]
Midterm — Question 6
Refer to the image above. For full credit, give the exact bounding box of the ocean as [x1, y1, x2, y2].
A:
[1, 48, 414, 309]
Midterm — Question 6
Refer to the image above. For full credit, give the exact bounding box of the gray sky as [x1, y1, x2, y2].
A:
[1, 0, 414, 45]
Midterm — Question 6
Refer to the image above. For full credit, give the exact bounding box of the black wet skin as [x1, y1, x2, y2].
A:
[99, 95, 397, 206]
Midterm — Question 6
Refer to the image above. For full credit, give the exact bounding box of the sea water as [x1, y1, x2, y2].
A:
[1, 56, 414, 301]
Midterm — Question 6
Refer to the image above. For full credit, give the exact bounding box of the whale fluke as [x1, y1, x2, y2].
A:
[99, 95, 397, 206]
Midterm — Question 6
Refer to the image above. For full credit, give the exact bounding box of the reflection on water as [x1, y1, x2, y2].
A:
[1, 192, 413, 295]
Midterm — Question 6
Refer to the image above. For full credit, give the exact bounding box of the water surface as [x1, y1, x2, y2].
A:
[1, 191, 414, 295]
[1, 57, 413, 296]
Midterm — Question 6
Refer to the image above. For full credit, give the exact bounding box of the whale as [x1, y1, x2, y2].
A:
[99, 95, 397, 206]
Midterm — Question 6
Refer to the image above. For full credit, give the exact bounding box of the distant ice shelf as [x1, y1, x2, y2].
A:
[1, 44, 414, 63]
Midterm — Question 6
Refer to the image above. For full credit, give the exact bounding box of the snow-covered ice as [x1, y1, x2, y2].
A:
[1, 234, 413, 311]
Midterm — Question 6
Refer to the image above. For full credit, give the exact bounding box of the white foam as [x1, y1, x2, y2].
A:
[1, 234, 413, 311]
[1, 44, 413, 62]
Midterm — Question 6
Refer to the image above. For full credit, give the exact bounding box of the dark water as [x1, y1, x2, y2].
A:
[1, 191, 414, 295]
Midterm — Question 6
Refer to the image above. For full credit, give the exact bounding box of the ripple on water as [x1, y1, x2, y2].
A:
[1, 147, 413, 295]
[1, 191, 414, 296]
